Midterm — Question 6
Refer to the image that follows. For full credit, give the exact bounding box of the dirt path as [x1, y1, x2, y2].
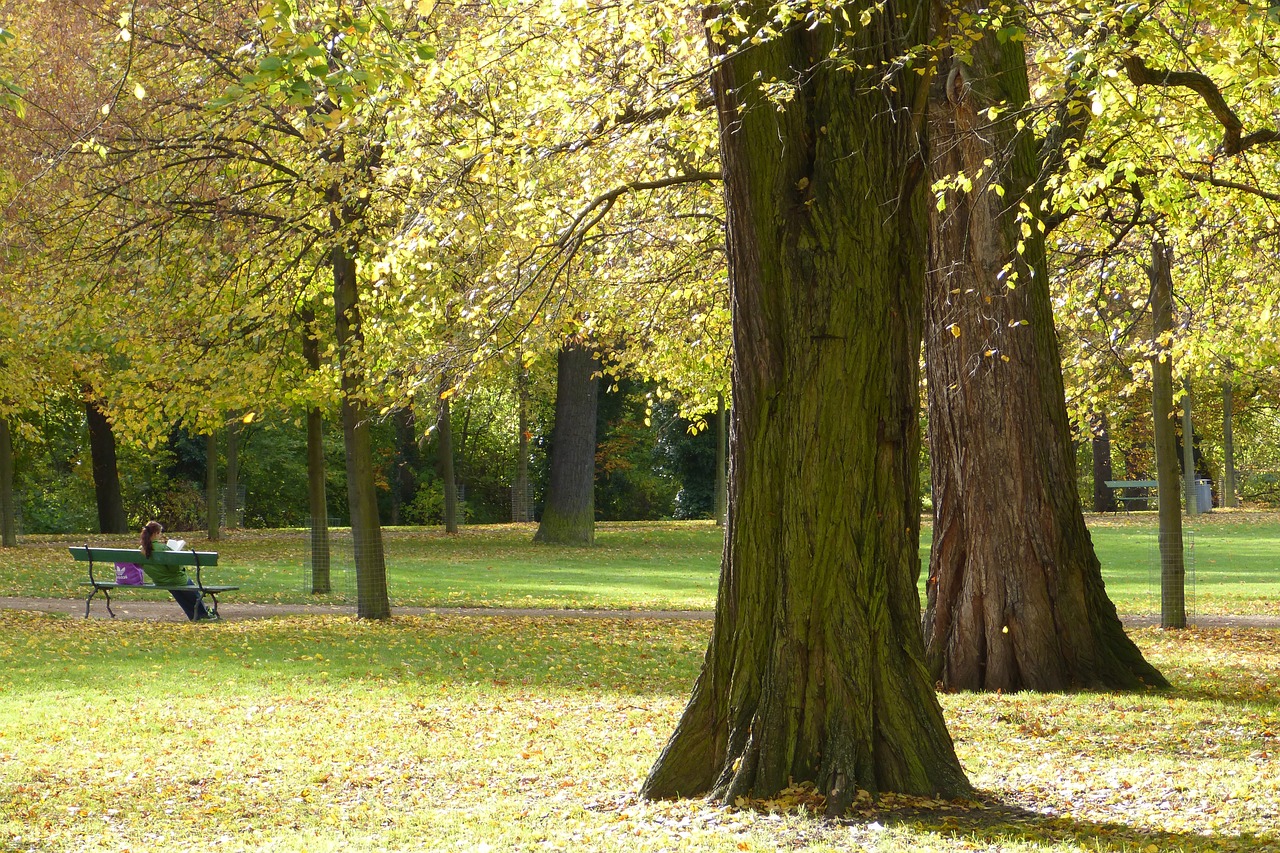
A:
[2, 596, 1277, 628]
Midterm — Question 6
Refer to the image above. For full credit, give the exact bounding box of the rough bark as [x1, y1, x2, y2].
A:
[205, 431, 220, 542]
[333, 237, 390, 619]
[1150, 240, 1186, 629]
[533, 342, 599, 546]
[1181, 381, 1199, 515]
[438, 389, 459, 534]
[301, 304, 331, 594]
[714, 393, 727, 526]
[0, 418, 15, 547]
[224, 420, 241, 528]
[1090, 413, 1118, 513]
[642, 5, 969, 809]
[513, 368, 532, 522]
[921, 7, 1166, 691]
[84, 397, 128, 534]
[1222, 380, 1238, 507]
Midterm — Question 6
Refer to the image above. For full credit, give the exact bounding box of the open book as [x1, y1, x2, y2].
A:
[166, 539, 187, 552]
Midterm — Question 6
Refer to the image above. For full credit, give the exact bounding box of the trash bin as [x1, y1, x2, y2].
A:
[1195, 479, 1213, 513]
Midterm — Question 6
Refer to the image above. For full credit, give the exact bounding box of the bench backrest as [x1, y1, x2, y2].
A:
[1104, 480, 1159, 489]
[68, 546, 219, 567]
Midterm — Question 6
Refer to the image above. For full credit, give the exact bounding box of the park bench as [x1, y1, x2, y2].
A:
[69, 545, 236, 619]
[1104, 480, 1158, 513]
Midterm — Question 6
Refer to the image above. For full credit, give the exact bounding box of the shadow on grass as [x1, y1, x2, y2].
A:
[875, 797, 1270, 853]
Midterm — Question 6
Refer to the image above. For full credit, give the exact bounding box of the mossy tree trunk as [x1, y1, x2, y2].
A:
[205, 431, 220, 542]
[333, 235, 390, 619]
[1222, 379, 1238, 508]
[1091, 413, 1118, 513]
[84, 396, 128, 534]
[533, 342, 599, 546]
[714, 392, 727, 526]
[0, 418, 15, 547]
[921, 6, 1166, 691]
[642, 3, 969, 810]
[1150, 240, 1186, 629]
[301, 304, 331, 594]
[437, 388, 459, 534]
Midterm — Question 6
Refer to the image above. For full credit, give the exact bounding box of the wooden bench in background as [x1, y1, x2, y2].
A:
[69, 546, 237, 619]
[1104, 480, 1158, 513]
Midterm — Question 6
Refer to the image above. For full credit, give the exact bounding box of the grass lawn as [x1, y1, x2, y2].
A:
[1, 511, 1277, 616]
[1, 610, 1276, 851]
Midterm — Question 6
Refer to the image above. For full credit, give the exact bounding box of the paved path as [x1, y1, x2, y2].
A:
[1, 596, 1277, 628]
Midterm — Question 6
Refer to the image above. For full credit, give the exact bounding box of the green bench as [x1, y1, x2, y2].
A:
[69, 545, 237, 619]
[1104, 479, 1158, 513]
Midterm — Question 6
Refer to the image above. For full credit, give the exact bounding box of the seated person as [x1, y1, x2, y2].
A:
[138, 520, 217, 622]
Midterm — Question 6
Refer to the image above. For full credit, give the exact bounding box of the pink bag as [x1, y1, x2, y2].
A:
[114, 563, 144, 585]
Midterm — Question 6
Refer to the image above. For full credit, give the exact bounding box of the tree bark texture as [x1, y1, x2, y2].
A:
[224, 420, 241, 528]
[1090, 413, 1117, 513]
[204, 432, 220, 542]
[533, 342, 599, 546]
[301, 305, 331, 594]
[514, 368, 532, 522]
[84, 397, 128, 534]
[714, 392, 727, 526]
[1182, 382, 1198, 515]
[642, 6, 969, 809]
[438, 390, 459, 534]
[1150, 240, 1186, 629]
[333, 239, 390, 619]
[921, 9, 1165, 691]
[1222, 380, 1238, 508]
[0, 418, 16, 547]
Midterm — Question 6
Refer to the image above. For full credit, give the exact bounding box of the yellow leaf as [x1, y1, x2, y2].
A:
[949, 324, 961, 338]
[242, 412, 256, 424]
[133, 82, 146, 99]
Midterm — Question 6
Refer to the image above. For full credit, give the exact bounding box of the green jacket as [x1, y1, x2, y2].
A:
[142, 543, 190, 586]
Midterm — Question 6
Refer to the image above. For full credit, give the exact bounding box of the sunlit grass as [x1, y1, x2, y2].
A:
[3, 513, 1278, 616]
[1, 610, 1276, 852]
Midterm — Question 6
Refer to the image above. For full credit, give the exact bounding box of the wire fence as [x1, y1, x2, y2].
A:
[301, 517, 358, 602]
[1149, 529, 1195, 618]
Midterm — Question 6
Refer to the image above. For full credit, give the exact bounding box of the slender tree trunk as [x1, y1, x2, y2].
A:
[390, 407, 419, 527]
[533, 342, 599, 546]
[301, 305, 331, 594]
[0, 418, 16, 547]
[438, 387, 459, 534]
[205, 431, 220, 542]
[224, 420, 241, 529]
[333, 237, 390, 619]
[1150, 240, 1186, 629]
[921, 7, 1165, 691]
[514, 368, 531, 522]
[1182, 381, 1198, 516]
[643, 4, 969, 809]
[1222, 379, 1238, 508]
[84, 396, 128, 534]
[1091, 413, 1117, 513]
[714, 393, 727, 526]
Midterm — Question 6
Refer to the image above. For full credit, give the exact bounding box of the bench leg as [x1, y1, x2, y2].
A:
[84, 588, 95, 618]
[104, 589, 115, 619]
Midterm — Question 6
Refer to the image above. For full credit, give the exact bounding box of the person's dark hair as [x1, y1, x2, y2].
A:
[141, 521, 163, 558]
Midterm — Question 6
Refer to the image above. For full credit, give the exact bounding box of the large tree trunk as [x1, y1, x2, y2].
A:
[921, 7, 1165, 691]
[642, 4, 969, 809]
[84, 396, 128, 534]
[205, 431, 220, 542]
[224, 420, 241, 529]
[1150, 240, 1186, 629]
[301, 304, 331, 594]
[1222, 379, 1238, 508]
[437, 388, 459, 534]
[333, 238, 390, 619]
[1091, 413, 1118, 513]
[513, 368, 531, 522]
[0, 418, 16, 547]
[533, 342, 599, 546]
[1182, 381, 1198, 516]
[714, 392, 727, 526]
